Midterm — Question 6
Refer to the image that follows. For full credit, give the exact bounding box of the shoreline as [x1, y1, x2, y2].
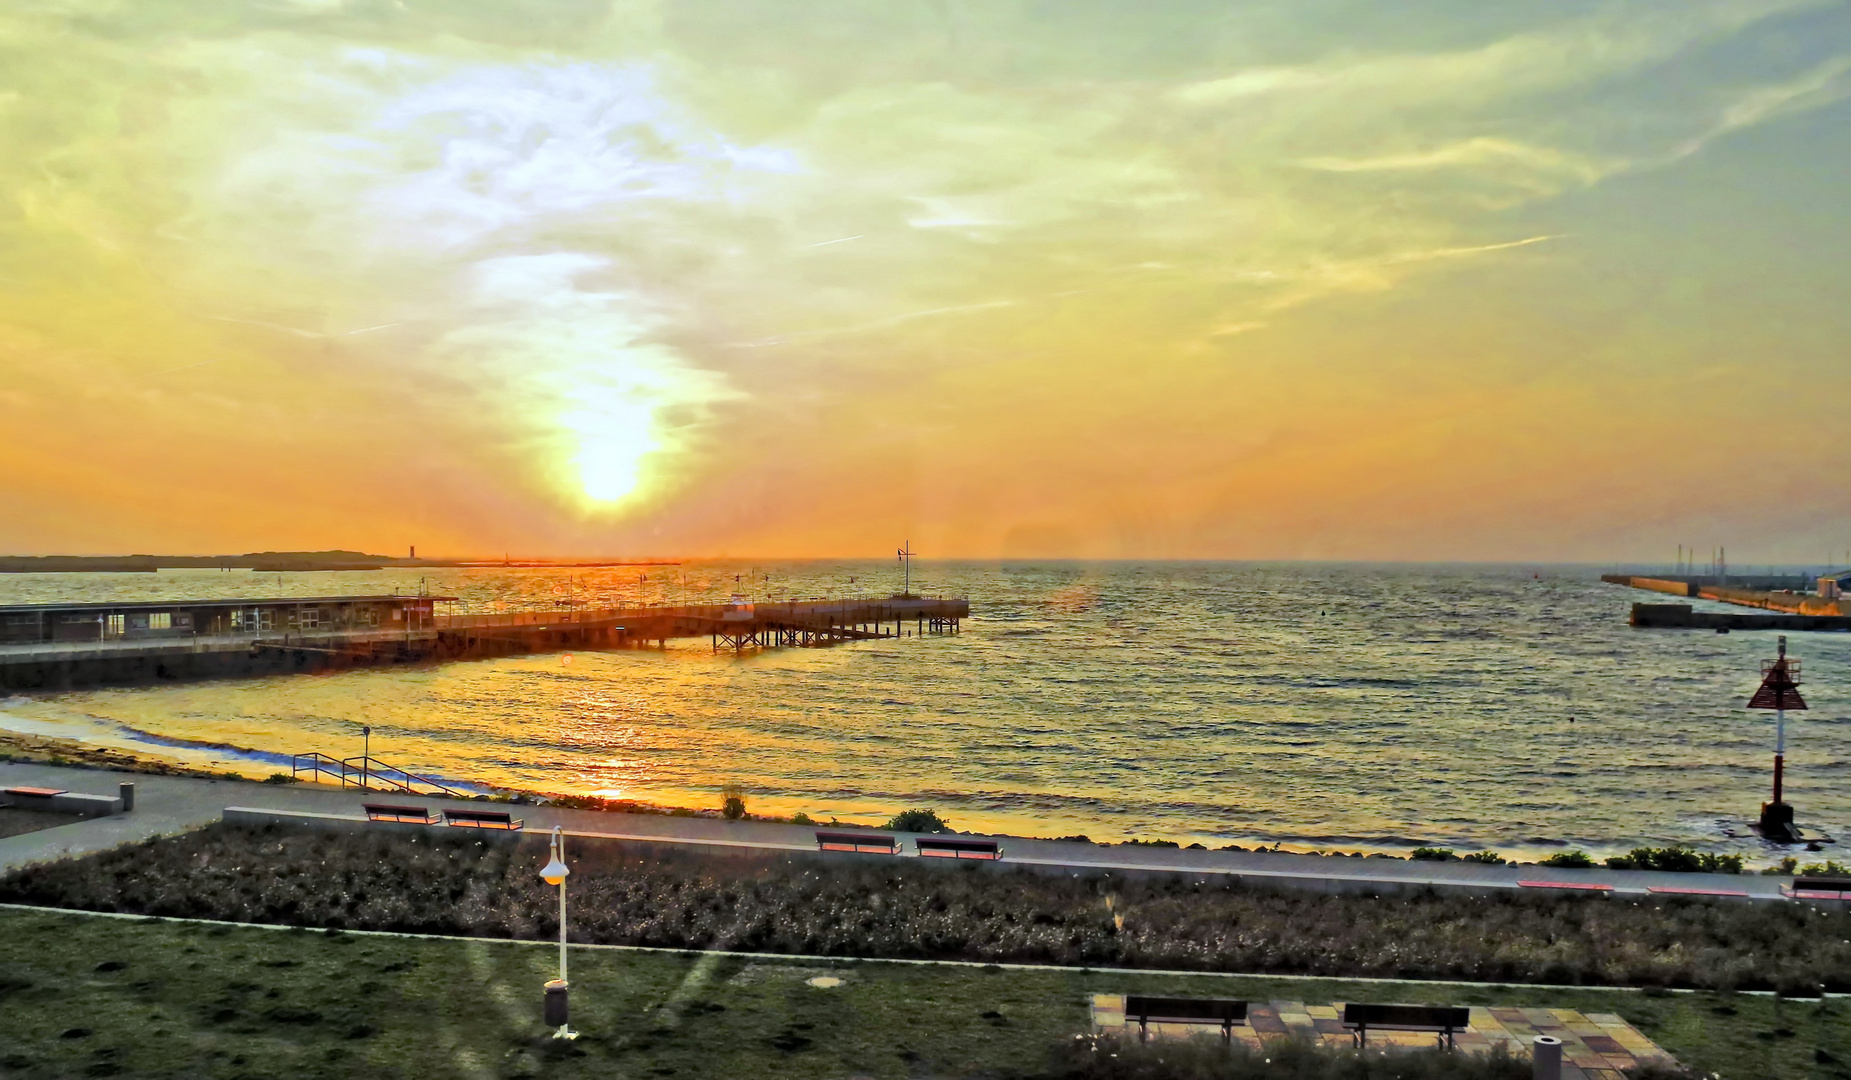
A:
[0, 727, 1812, 874]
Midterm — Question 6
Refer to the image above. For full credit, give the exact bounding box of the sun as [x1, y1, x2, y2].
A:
[558, 385, 660, 506]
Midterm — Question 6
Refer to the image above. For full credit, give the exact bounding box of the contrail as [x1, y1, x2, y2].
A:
[207, 315, 324, 338]
[806, 234, 864, 247]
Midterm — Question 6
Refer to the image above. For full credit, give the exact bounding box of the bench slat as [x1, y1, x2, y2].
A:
[1125, 996, 1247, 1023]
[1518, 879, 1613, 891]
[4, 786, 67, 797]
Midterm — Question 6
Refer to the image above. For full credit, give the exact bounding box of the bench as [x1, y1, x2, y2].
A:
[1518, 879, 1613, 893]
[443, 808, 522, 830]
[917, 837, 1003, 860]
[1787, 875, 1851, 900]
[1647, 885, 1749, 898]
[1342, 1003, 1472, 1049]
[363, 803, 439, 824]
[3, 786, 67, 799]
[816, 831, 900, 854]
[2, 786, 120, 817]
[1123, 996, 1247, 1041]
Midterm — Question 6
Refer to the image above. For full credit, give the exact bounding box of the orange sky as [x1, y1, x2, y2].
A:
[3, 1, 1849, 561]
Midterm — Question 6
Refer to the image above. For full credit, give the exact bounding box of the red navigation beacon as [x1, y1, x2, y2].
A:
[1746, 635, 1806, 843]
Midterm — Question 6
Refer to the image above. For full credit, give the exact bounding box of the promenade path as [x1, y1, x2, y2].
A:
[0, 761, 1794, 901]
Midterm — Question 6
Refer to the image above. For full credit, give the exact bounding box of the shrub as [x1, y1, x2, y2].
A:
[1800, 860, 1851, 876]
[1538, 850, 1594, 868]
[791, 812, 815, 826]
[1411, 848, 1458, 862]
[720, 785, 747, 822]
[1609, 847, 1743, 874]
[1762, 856, 1798, 876]
[1036, 1037, 1540, 1074]
[1030, 1033, 1700, 1080]
[6, 822, 1850, 992]
[261, 773, 299, 785]
[886, 809, 951, 833]
[1461, 851, 1504, 865]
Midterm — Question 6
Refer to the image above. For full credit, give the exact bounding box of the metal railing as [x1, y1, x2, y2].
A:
[290, 752, 467, 798]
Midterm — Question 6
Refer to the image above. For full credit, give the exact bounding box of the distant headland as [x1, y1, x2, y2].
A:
[0, 551, 680, 573]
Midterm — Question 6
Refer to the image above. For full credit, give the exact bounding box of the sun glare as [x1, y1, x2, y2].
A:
[559, 387, 661, 506]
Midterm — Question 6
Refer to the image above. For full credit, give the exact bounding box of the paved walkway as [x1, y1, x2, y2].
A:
[1090, 995, 1677, 1078]
[0, 762, 1798, 901]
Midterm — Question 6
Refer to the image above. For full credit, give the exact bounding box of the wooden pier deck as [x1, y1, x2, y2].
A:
[0, 596, 969, 691]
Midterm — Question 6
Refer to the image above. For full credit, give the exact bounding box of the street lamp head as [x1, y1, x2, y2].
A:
[540, 825, 568, 885]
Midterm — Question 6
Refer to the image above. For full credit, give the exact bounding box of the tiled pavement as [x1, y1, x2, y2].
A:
[1090, 996, 1678, 1079]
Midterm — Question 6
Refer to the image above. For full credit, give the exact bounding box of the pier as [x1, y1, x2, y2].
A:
[0, 594, 970, 691]
[1604, 574, 1851, 630]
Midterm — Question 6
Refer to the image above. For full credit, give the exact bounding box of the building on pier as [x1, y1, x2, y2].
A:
[0, 595, 450, 645]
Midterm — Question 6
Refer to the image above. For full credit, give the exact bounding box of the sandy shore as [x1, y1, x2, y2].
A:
[0, 729, 240, 781]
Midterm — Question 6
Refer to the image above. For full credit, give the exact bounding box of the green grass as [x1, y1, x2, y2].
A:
[0, 907, 1844, 1079]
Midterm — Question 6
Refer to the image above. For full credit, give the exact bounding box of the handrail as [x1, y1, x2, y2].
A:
[340, 756, 467, 798]
[289, 750, 465, 798]
[290, 752, 347, 786]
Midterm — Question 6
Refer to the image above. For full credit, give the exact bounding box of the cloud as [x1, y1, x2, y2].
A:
[2, 0, 1848, 556]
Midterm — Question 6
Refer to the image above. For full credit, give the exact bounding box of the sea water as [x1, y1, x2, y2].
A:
[1, 561, 1844, 861]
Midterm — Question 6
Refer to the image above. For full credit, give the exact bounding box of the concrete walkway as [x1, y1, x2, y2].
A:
[0, 762, 1797, 901]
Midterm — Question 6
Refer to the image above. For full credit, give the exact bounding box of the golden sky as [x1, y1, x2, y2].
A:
[2, 1, 1849, 560]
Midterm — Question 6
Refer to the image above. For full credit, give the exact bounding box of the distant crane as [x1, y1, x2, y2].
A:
[898, 541, 915, 598]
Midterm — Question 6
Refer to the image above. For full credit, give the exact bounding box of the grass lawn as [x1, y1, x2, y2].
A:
[0, 907, 1844, 1080]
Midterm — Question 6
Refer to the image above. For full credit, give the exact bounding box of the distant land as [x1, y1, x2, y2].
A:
[0, 550, 681, 573]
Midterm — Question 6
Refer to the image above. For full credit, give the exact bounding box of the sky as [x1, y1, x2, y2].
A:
[1, 0, 1848, 561]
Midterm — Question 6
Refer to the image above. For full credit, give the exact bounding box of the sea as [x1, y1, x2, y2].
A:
[1, 561, 1845, 862]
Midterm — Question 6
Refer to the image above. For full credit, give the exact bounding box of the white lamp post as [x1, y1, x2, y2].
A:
[539, 826, 576, 1039]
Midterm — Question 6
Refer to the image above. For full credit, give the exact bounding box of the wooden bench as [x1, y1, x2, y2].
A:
[1342, 1003, 1472, 1049]
[917, 837, 1003, 860]
[815, 831, 900, 854]
[1647, 885, 1749, 898]
[1123, 996, 1247, 1041]
[1518, 879, 1613, 893]
[363, 803, 439, 824]
[443, 808, 522, 830]
[1787, 875, 1851, 900]
[3, 786, 67, 798]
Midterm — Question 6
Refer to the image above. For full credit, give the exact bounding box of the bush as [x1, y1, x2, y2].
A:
[1607, 848, 1743, 874]
[1539, 850, 1594, 868]
[720, 785, 747, 822]
[791, 812, 815, 826]
[1762, 856, 1798, 876]
[1461, 851, 1504, 865]
[1026, 1033, 1701, 1080]
[261, 773, 299, 785]
[6, 823, 1850, 992]
[1800, 860, 1851, 876]
[1411, 848, 1458, 861]
[886, 809, 951, 833]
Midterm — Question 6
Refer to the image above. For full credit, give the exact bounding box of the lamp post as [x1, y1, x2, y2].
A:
[539, 826, 576, 1039]
[361, 726, 371, 791]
